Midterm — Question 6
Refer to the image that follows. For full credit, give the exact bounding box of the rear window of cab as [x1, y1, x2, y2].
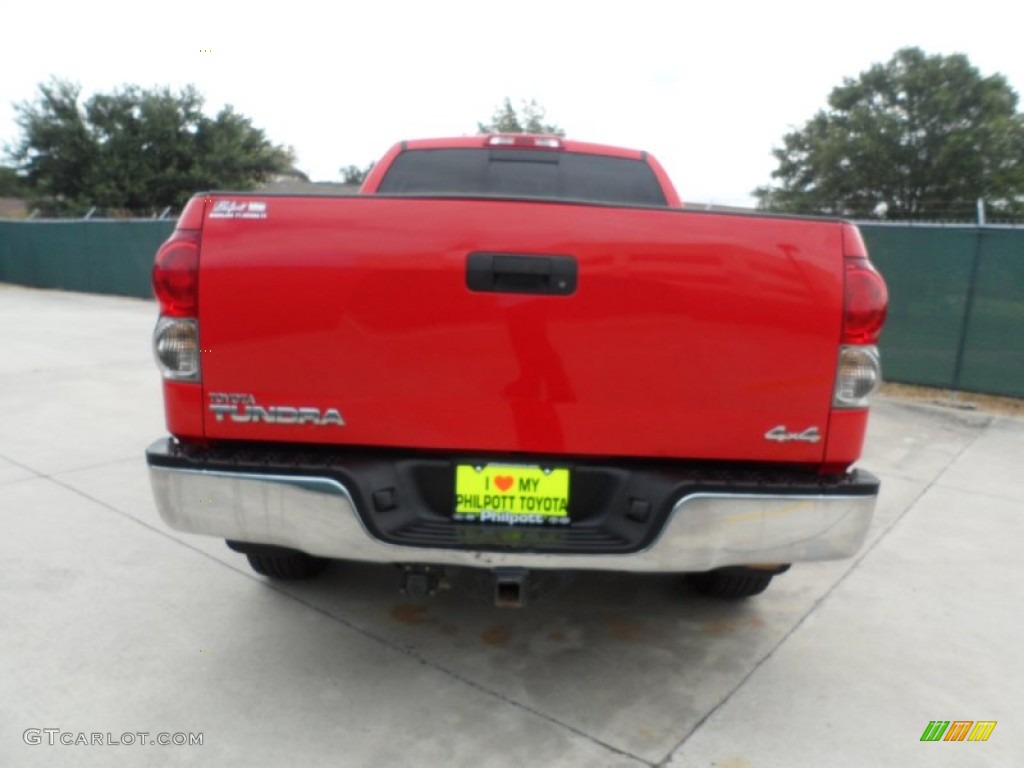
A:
[377, 148, 668, 207]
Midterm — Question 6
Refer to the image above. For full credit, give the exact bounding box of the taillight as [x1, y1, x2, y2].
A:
[841, 225, 888, 345]
[834, 224, 887, 408]
[834, 345, 881, 408]
[152, 228, 201, 381]
[152, 229, 200, 317]
[154, 317, 200, 381]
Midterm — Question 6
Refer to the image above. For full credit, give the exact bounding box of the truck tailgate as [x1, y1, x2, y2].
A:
[197, 196, 843, 462]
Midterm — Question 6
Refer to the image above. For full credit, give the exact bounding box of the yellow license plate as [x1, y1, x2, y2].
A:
[454, 464, 570, 525]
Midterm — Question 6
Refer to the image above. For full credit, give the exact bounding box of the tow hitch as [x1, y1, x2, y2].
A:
[493, 568, 530, 608]
[397, 565, 534, 607]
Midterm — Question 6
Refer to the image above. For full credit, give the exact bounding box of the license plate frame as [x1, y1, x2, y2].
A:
[453, 463, 570, 526]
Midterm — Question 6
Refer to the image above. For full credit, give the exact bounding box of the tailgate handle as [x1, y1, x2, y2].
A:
[466, 253, 577, 296]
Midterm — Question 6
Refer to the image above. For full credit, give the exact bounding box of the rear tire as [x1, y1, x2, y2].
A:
[226, 540, 328, 580]
[244, 551, 328, 580]
[688, 566, 783, 599]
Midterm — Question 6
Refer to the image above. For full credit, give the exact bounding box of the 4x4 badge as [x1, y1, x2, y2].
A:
[765, 425, 820, 443]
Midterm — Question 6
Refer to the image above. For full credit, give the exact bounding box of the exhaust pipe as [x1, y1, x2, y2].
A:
[493, 568, 529, 608]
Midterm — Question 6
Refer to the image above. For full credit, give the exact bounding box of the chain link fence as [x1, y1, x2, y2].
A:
[861, 223, 1024, 397]
[0, 219, 174, 298]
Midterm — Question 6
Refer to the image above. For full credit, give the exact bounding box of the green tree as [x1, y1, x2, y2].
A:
[7, 79, 294, 215]
[339, 162, 375, 185]
[477, 98, 565, 136]
[0, 165, 27, 197]
[754, 48, 1024, 220]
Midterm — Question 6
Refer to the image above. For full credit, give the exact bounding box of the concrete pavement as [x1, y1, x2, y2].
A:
[1, 284, 1020, 767]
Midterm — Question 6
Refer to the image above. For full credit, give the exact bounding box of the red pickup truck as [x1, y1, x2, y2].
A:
[146, 134, 888, 604]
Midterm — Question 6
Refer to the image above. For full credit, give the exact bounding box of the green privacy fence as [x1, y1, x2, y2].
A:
[0, 218, 1022, 397]
[0, 219, 174, 298]
[861, 224, 1024, 398]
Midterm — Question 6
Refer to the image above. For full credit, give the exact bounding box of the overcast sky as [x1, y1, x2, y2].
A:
[3, 0, 1023, 206]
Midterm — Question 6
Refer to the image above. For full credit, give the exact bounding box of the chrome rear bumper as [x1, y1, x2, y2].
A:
[148, 460, 876, 572]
